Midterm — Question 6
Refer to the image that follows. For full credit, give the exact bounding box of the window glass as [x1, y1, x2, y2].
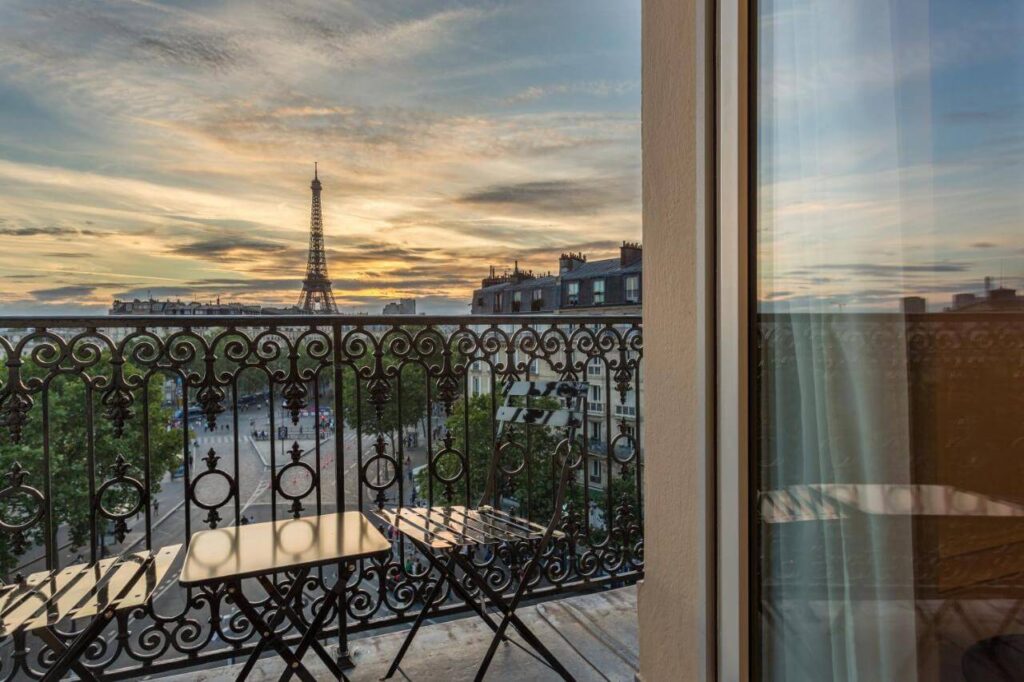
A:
[593, 279, 605, 304]
[625, 275, 639, 303]
[567, 281, 580, 305]
[755, 2, 1024, 680]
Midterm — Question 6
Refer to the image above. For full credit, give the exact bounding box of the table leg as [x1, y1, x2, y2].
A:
[335, 561, 354, 669]
[229, 576, 320, 682]
[256, 574, 347, 681]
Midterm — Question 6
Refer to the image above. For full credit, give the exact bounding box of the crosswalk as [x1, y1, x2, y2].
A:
[195, 435, 237, 445]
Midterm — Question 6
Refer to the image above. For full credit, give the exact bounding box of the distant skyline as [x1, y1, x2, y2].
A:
[0, 1, 641, 314]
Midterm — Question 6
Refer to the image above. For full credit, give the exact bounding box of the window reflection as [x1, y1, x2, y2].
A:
[755, 1, 1024, 680]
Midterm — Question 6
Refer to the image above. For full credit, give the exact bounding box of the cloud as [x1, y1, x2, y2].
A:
[30, 285, 97, 301]
[815, 262, 972, 276]
[457, 178, 637, 215]
[0, 225, 103, 237]
[132, 34, 237, 70]
[169, 236, 290, 260]
[503, 80, 639, 105]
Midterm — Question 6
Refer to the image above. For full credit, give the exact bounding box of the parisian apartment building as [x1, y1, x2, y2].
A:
[468, 243, 642, 500]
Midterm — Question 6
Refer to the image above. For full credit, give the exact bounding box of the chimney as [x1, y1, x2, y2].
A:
[620, 241, 642, 267]
[900, 296, 926, 314]
[559, 252, 586, 275]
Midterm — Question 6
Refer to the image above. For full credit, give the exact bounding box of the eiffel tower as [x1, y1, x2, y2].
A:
[296, 163, 338, 313]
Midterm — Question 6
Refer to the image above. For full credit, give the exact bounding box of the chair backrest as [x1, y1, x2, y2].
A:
[495, 380, 587, 440]
[480, 379, 588, 531]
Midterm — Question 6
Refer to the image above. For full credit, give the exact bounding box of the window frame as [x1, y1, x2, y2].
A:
[716, 0, 753, 679]
[592, 278, 606, 305]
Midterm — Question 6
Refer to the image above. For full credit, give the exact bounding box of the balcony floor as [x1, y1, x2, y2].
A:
[158, 586, 638, 681]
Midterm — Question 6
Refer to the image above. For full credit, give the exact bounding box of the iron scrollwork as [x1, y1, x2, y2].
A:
[0, 314, 643, 679]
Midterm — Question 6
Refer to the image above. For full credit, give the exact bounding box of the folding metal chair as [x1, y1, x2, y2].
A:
[377, 379, 586, 681]
[0, 545, 181, 682]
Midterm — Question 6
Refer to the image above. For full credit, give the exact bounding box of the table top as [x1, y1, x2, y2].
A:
[179, 512, 390, 586]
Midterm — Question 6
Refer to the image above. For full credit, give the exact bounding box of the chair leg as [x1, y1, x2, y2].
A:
[382, 551, 457, 680]
[37, 623, 106, 682]
[452, 553, 575, 682]
[415, 544, 504, 637]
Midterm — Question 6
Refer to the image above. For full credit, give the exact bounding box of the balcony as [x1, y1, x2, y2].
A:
[0, 314, 642, 680]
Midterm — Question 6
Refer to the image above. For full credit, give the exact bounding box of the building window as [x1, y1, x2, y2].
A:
[614, 403, 636, 417]
[566, 281, 580, 306]
[472, 376, 480, 395]
[588, 362, 602, 376]
[592, 279, 605, 305]
[589, 421, 601, 442]
[589, 459, 601, 484]
[531, 288, 544, 311]
[625, 275, 640, 304]
[512, 290, 521, 312]
[494, 292, 503, 312]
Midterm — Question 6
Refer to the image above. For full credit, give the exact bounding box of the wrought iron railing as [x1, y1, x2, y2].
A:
[0, 314, 643, 679]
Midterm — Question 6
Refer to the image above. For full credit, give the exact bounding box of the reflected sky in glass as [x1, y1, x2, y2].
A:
[759, 0, 1024, 312]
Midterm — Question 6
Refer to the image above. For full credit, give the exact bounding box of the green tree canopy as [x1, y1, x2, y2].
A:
[0, 356, 182, 574]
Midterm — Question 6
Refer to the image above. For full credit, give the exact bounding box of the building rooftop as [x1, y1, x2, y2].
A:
[560, 256, 642, 281]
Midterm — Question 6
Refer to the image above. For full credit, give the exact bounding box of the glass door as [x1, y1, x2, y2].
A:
[753, 1, 1024, 680]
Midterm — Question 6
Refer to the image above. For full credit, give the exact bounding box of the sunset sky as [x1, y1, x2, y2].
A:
[0, 0, 640, 314]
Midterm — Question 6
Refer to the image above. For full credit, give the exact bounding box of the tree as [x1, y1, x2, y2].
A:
[0, 355, 182, 574]
[418, 394, 579, 523]
[339, 351, 430, 453]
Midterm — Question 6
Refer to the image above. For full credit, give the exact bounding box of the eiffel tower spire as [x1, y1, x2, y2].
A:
[297, 163, 338, 313]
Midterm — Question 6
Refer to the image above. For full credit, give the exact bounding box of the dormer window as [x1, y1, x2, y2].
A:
[566, 281, 580, 306]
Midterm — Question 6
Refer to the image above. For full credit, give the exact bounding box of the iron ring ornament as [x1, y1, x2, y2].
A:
[190, 449, 237, 528]
[276, 441, 318, 518]
[0, 462, 45, 554]
[0, 315, 643, 680]
[95, 455, 149, 543]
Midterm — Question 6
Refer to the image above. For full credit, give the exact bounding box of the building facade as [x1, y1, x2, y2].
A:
[109, 298, 272, 316]
[382, 299, 417, 315]
[471, 243, 642, 315]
